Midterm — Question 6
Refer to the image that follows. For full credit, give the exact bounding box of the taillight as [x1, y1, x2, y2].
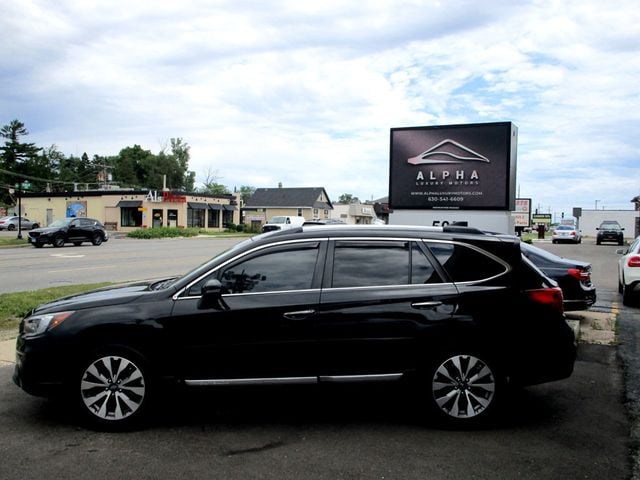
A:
[628, 256, 640, 268]
[567, 268, 590, 282]
[526, 287, 564, 312]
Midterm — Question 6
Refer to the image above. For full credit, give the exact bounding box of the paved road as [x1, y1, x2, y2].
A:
[0, 236, 246, 293]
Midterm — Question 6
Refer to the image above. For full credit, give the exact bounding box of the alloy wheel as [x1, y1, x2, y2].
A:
[431, 354, 496, 419]
[80, 355, 146, 422]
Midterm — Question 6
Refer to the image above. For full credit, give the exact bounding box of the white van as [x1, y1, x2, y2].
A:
[262, 215, 306, 233]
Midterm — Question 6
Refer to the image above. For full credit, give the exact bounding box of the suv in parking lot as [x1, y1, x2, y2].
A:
[13, 225, 576, 429]
[597, 221, 625, 245]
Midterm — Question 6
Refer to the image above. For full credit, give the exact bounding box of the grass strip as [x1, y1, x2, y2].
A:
[0, 283, 113, 333]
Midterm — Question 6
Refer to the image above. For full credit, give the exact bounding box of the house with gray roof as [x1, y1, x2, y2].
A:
[243, 187, 333, 228]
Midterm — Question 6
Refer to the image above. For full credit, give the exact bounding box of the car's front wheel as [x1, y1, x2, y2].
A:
[32, 223, 39, 229]
[426, 352, 500, 425]
[91, 233, 103, 246]
[53, 236, 65, 248]
[77, 349, 151, 429]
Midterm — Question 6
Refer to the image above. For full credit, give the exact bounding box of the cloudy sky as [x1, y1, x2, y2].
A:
[2, 0, 639, 218]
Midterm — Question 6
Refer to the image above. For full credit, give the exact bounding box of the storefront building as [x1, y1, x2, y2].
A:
[20, 190, 241, 232]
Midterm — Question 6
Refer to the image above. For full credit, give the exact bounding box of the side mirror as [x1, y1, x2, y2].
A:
[197, 279, 228, 310]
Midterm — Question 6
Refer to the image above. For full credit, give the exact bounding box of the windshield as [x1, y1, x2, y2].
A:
[269, 216, 287, 224]
[556, 225, 574, 231]
[600, 223, 621, 230]
[48, 218, 73, 228]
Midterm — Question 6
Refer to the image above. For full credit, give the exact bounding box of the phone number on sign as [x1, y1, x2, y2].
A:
[427, 196, 464, 202]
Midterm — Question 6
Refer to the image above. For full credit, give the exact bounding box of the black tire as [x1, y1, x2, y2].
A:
[76, 347, 151, 430]
[33, 242, 44, 248]
[8, 224, 15, 231]
[552, 240, 557, 244]
[623, 284, 635, 307]
[597, 240, 601, 245]
[32, 223, 39, 229]
[91, 233, 103, 246]
[619, 279, 624, 294]
[73, 242, 83, 246]
[53, 236, 65, 248]
[425, 352, 501, 426]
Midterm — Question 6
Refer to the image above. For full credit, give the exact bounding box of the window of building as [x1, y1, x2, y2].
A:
[297, 208, 303, 217]
[208, 209, 220, 228]
[121, 207, 142, 227]
[187, 208, 205, 228]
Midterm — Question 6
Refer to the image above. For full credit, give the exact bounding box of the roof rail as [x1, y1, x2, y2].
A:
[442, 225, 485, 235]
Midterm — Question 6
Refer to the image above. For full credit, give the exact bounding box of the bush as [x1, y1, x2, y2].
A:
[127, 227, 200, 239]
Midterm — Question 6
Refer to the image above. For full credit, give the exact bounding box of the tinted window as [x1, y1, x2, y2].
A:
[412, 243, 441, 284]
[332, 241, 409, 287]
[425, 241, 507, 282]
[219, 242, 319, 294]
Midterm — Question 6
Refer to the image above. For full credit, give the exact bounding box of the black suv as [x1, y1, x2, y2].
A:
[28, 217, 109, 248]
[14, 225, 575, 429]
[596, 221, 624, 245]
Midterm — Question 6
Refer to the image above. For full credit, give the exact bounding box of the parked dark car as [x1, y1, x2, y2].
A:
[597, 221, 624, 245]
[521, 242, 596, 311]
[14, 225, 575, 429]
[27, 217, 109, 248]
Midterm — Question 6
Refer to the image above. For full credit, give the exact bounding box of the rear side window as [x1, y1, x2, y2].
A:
[331, 240, 441, 288]
[425, 241, 508, 282]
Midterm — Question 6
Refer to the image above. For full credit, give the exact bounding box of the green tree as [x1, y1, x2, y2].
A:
[0, 119, 41, 204]
[338, 193, 359, 204]
[239, 185, 256, 204]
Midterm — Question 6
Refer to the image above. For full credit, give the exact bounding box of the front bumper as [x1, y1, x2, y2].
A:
[12, 335, 70, 397]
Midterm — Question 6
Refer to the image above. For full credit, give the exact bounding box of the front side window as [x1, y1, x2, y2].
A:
[219, 242, 319, 294]
[187, 243, 320, 296]
[425, 241, 508, 282]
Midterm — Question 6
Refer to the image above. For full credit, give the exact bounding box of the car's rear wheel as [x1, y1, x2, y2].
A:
[77, 349, 151, 430]
[8, 224, 15, 231]
[91, 233, 103, 246]
[53, 236, 65, 248]
[623, 283, 635, 306]
[426, 352, 500, 426]
[32, 223, 39, 229]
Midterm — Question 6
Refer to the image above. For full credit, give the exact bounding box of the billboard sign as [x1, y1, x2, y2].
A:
[389, 122, 517, 210]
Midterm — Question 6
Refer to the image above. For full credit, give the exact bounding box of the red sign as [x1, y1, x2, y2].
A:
[162, 191, 187, 203]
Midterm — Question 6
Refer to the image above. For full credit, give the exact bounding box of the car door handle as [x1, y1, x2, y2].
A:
[411, 301, 442, 309]
[283, 310, 316, 320]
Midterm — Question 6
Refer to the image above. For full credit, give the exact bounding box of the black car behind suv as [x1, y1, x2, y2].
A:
[14, 225, 576, 429]
[28, 217, 108, 248]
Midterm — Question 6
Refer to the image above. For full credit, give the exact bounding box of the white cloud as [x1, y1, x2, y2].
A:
[1, 0, 639, 215]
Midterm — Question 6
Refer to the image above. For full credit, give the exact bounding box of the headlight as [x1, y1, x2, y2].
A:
[22, 311, 74, 338]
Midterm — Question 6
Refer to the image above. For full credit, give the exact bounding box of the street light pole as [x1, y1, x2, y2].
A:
[595, 199, 600, 210]
[17, 181, 22, 240]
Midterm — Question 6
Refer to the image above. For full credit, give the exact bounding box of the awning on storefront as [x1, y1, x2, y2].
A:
[208, 204, 224, 210]
[116, 200, 142, 208]
[223, 205, 237, 211]
[187, 202, 208, 210]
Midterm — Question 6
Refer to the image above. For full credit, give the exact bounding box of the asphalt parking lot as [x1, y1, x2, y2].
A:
[0, 236, 637, 479]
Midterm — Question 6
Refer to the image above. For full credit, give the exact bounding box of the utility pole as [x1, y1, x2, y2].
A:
[16, 180, 22, 240]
